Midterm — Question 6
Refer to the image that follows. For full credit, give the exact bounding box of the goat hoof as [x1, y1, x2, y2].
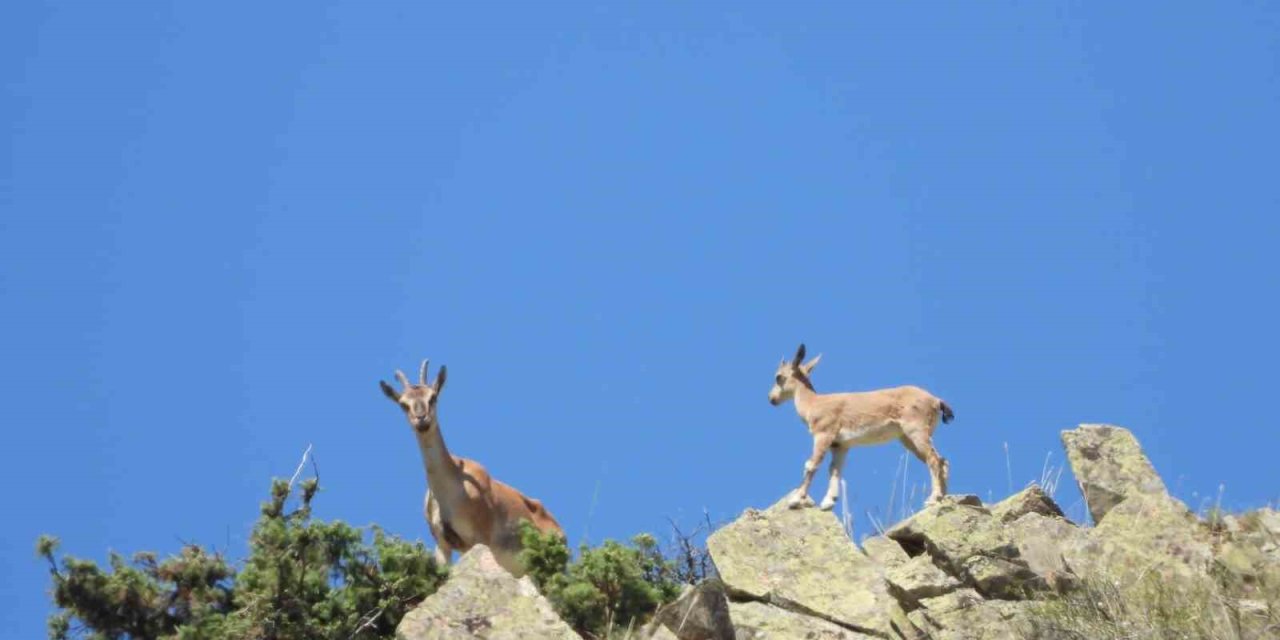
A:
[818, 498, 837, 511]
[788, 495, 815, 509]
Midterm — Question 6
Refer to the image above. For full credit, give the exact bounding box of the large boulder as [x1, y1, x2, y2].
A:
[1060, 424, 1167, 524]
[707, 498, 910, 638]
[395, 545, 577, 640]
[885, 496, 1045, 599]
[729, 601, 880, 640]
[645, 579, 734, 640]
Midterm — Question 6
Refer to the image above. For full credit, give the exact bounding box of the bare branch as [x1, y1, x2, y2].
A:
[289, 444, 314, 489]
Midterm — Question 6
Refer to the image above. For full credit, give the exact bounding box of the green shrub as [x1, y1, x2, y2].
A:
[38, 478, 447, 640]
[520, 522, 684, 638]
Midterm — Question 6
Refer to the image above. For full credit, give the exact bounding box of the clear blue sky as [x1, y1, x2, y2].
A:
[4, 2, 1279, 634]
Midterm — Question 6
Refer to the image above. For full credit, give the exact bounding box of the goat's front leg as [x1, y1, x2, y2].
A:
[424, 491, 454, 566]
[789, 433, 835, 509]
[819, 443, 849, 511]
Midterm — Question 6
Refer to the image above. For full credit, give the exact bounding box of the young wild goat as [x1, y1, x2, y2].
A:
[380, 359, 563, 576]
[768, 344, 955, 510]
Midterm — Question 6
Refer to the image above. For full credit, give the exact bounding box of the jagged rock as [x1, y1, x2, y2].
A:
[395, 545, 577, 640]
[906, 589, 1033, 640]
[729, 601, 880, 640]
[1005, 512, 1086, 593]
[1061, 424, 1167, 524]
[885, 555, 963, 606]
[862, 535, 911, 570]
[645, 578, 734, 640]
[708, 498, 909, 638]
[886, 497, 1045, 599]
[989, 484, 1066, 523]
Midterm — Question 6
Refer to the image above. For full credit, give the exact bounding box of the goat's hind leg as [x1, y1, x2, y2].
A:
[900, 431, 948, 505]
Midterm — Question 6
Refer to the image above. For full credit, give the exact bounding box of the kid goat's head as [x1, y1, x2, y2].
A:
[769, 343, 822, 406]
[380, 359, 447, 433]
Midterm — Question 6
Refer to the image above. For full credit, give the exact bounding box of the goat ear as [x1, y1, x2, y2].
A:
[802, 354, 823, 375]
[793, 343, 807, 366]
[434, 365, 448, 392]
[379, 380, 400, 403]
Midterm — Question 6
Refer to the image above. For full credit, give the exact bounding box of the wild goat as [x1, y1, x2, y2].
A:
[380, 359, 563, 576]
[768, 344, 955, 510]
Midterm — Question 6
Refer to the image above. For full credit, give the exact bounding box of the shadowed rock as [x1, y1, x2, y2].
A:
[886, 497, 1045, 599]
[646, 578, 734, 640]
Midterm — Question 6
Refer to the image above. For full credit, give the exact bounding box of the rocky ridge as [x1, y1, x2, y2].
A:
[397, 424, 1280, 639]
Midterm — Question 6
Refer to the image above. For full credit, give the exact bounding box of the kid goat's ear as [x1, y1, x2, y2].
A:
[793, 343, 807, 366]
[802, 354, 823, 375]
[379, 380, 400, 403]
[434, 365, 448, 392]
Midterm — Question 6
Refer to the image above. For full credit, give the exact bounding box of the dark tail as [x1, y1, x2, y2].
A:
[939, 401, 955, 424]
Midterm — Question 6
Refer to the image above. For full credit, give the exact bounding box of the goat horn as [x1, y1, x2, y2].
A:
[394, 369, 411, 389]
[419, 359, 430, 385]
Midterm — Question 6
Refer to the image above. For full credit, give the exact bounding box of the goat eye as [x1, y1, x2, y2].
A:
[775, 375, 785, 385]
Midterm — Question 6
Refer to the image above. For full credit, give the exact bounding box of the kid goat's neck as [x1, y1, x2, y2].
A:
[792, 380, 819, 417]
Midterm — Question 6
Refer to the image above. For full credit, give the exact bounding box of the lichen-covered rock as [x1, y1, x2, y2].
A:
[885, 497, 1044, 599]
[646, 578, 734, 640]
[907, 589, 1033, 640]
[1061, 424, 1167, 524]
[861, 535, 910, 570]
[989, 484, 1066, 523]
[729, 601, 880, 640]
[396, 545, 577, 640]
[1005, 512, 1085, 593]
[1065, 493, 1214, 583]
[885, 555, 962, 605]
[707, 498, 907, 638]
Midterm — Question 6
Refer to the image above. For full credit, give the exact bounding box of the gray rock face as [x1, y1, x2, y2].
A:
[906, 589, 1033, 640]
[1060, 493, 1215, 584]
[886, 497, 1045, 599]
[646, 579, 734, 640]
[861, 535, 911, 570]
[395, 546, 578, 640]
[729, 601, 879, 640]
[1061, 424, 1167, 524]
[885, 555, 963, 605]
[1005, 512, 1085, 593]
[707, 498, 909, 638]
[988, 484, 1066, 523]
